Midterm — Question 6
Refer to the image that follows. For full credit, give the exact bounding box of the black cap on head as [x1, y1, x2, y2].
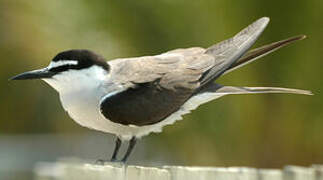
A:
[50, 49, 109, 72]
[10, 49, 109, 81]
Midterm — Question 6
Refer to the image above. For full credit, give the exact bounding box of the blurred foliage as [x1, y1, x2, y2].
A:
[0, 0, 322, 168]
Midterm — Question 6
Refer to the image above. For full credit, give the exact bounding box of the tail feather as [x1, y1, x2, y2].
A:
[191, 83, 312, 111]
[224, 35, 306, 74]
[214, 85, 313, 96]
[165, 84, 312, 130]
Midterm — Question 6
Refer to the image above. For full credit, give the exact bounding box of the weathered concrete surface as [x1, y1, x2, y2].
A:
[284, 166, 316, 180]
[34, 160, 170, 180]
[34, 159, 322, 180]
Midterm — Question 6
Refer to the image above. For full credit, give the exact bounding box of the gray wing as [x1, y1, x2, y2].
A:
[100, 53, 212, 126]
[99, 17, 270, 126]
[200, 17, 269, 85]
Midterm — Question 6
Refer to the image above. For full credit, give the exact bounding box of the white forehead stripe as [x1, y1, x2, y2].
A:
[48, 60, 78, 69]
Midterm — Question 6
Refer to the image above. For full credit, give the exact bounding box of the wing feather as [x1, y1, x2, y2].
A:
[200, 17, 269, 85]
[99, 17, 309, 127]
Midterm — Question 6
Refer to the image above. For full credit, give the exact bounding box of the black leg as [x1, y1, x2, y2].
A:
[121, 137, 137, 163]
[110, 137, 122, 161]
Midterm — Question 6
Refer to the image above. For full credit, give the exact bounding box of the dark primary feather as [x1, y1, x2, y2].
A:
[225, 35, 306, 74]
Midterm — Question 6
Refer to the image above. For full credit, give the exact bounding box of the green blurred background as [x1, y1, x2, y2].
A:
[0, 0, 322, 178]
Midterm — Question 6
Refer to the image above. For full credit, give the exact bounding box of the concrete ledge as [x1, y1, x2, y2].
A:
[34, 159, 323, 180]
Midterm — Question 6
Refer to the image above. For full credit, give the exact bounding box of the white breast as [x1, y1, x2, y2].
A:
[58, 81, 225, 141]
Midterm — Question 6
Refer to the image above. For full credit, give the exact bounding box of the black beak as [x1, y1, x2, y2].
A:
[10, 68, 56, 80]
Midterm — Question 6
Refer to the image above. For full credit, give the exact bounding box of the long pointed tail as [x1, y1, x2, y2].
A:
[176, 84, 311, 123]
[191, 84, 312, 110]
[224, 35, 306, 74]
[213, 85, 313, 96]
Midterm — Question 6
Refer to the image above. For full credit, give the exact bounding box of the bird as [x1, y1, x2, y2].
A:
[10, 17, 312, 163]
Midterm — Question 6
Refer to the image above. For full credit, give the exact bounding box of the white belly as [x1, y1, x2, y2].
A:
[58, 86, 224, 141]
[58, 89, 132, 139]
